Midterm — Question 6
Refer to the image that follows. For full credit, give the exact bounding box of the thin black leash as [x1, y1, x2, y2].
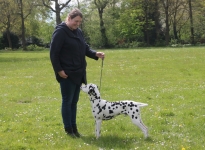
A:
[99, 58, 104, 92]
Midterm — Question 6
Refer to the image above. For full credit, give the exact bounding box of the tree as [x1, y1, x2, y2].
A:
[188, 0, 194, 44]
[2, 31, 19, 49]
[169, 0, 189, 42]
[117, 0, 144, 43]
[38, 20, 55, 45]
[143, 0, 150, 45]
[42, 0, 71, 25]
[16, 0, 40, 50]
[93, 0, 109, 48]
[160, 0, 171, 46]
[153, 0, 161, 43]
[0, 0, 18, 49]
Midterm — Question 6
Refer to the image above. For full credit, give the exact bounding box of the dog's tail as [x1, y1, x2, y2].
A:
[137, 103, 148, 107]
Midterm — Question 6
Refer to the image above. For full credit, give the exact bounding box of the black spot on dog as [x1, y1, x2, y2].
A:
[109, 110, 114, 114]
[95, 96, 100, 99]
[97, 107, 102, 114]
[102, 104, 106, 110]
[111, 103, 116, 107]
[103, 116, 114, 120]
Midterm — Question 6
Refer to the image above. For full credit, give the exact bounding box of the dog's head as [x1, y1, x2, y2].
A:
[81, 83, 100, 99]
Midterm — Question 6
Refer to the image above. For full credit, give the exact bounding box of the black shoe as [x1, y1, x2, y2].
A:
[67, 132, 76, 138]
[73, 131, 81, 138]
[65, 127, 76, 138]
[72, 125, 81, 138]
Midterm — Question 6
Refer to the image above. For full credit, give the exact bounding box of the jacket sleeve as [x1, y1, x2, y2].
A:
[50, 29, 65, 73]
[85, 43, 98, 60]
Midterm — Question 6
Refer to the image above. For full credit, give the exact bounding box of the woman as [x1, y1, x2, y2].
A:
[50, 8, 105, 138]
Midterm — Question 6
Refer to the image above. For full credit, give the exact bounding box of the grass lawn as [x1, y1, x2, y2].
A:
[0, 47, 205, 150]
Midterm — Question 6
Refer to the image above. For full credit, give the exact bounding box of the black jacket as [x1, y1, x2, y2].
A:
[50, 22, 98, 85]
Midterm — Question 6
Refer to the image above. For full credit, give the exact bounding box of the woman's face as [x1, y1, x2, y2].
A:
[67, 16, 82, 30]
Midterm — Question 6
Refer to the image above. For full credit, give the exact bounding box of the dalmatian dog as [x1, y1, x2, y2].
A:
[80, 83, 148, 139]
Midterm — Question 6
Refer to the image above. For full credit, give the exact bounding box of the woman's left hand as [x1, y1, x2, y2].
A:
[96, 52, 105, 59]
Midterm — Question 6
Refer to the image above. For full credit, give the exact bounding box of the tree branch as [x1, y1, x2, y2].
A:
[42, 0, 56, 12]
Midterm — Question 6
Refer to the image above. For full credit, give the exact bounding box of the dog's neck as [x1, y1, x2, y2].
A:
[90, 95, 100, 100]
[89, 92, 101, 102]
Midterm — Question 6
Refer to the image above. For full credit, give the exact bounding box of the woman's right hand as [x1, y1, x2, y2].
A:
[58, 70, 68, 79]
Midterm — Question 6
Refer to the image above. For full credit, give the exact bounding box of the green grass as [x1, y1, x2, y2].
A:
[0, 47, 205, 150]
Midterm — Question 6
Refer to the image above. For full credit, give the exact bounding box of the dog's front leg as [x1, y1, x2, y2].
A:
[95, 120, 102, 139]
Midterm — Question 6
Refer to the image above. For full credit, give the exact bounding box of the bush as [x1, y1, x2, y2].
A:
[27, 44, 46, 51]
[2, 32, 20, 49]
[0, 36, 5, 50]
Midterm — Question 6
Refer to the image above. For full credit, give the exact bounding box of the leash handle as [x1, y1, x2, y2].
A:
[99, 58, 104, 92]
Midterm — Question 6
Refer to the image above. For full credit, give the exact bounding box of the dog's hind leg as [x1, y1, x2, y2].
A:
[95, 120, 102, 139]
[132, 118, 148, 138]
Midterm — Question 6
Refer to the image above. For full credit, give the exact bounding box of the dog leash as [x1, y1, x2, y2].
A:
[99, 58, 104, 92]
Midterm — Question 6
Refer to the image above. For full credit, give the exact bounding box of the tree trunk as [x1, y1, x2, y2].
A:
[6, 13, 12, 49]
[188, 0, 194, 44]
[154, 0, 160, 43]
[144, 0, 150, 45]
[42, 0, 71, 25]
[173, 21, 178, 40]
[19, 0, 27, 50]
[164, 1, 170, 46]
[94, 0, 109, 48]
[55, 2, 62, 25]
[98, 8, 108, 48]
[6, 29, 12, 49]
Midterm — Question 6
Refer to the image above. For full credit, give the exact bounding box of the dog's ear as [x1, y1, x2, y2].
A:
[88, 85, 93, 92]
[88, 86, 94, 95]
[89, 85, 92, 89]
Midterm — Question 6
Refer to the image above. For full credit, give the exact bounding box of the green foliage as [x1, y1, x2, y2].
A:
[1, 0, 205, 48]
[26, 44, 47, 51]
[2, 32, 20, 49]
[0, 47, 205, 149]
[117, 6, 144, 41]
[0, 36, 5, 50]
[83, 9, 102, 48]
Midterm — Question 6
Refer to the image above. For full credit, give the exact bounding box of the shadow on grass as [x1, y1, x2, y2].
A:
[81, 135, 153, 149]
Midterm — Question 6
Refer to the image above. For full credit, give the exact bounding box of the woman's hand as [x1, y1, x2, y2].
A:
[96, 52, 105, 59]
[58, 70, 68, 79]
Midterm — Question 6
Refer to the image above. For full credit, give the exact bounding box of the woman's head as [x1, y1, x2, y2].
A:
[65, 8, 83, 30]
[68, 8, 83, 19]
